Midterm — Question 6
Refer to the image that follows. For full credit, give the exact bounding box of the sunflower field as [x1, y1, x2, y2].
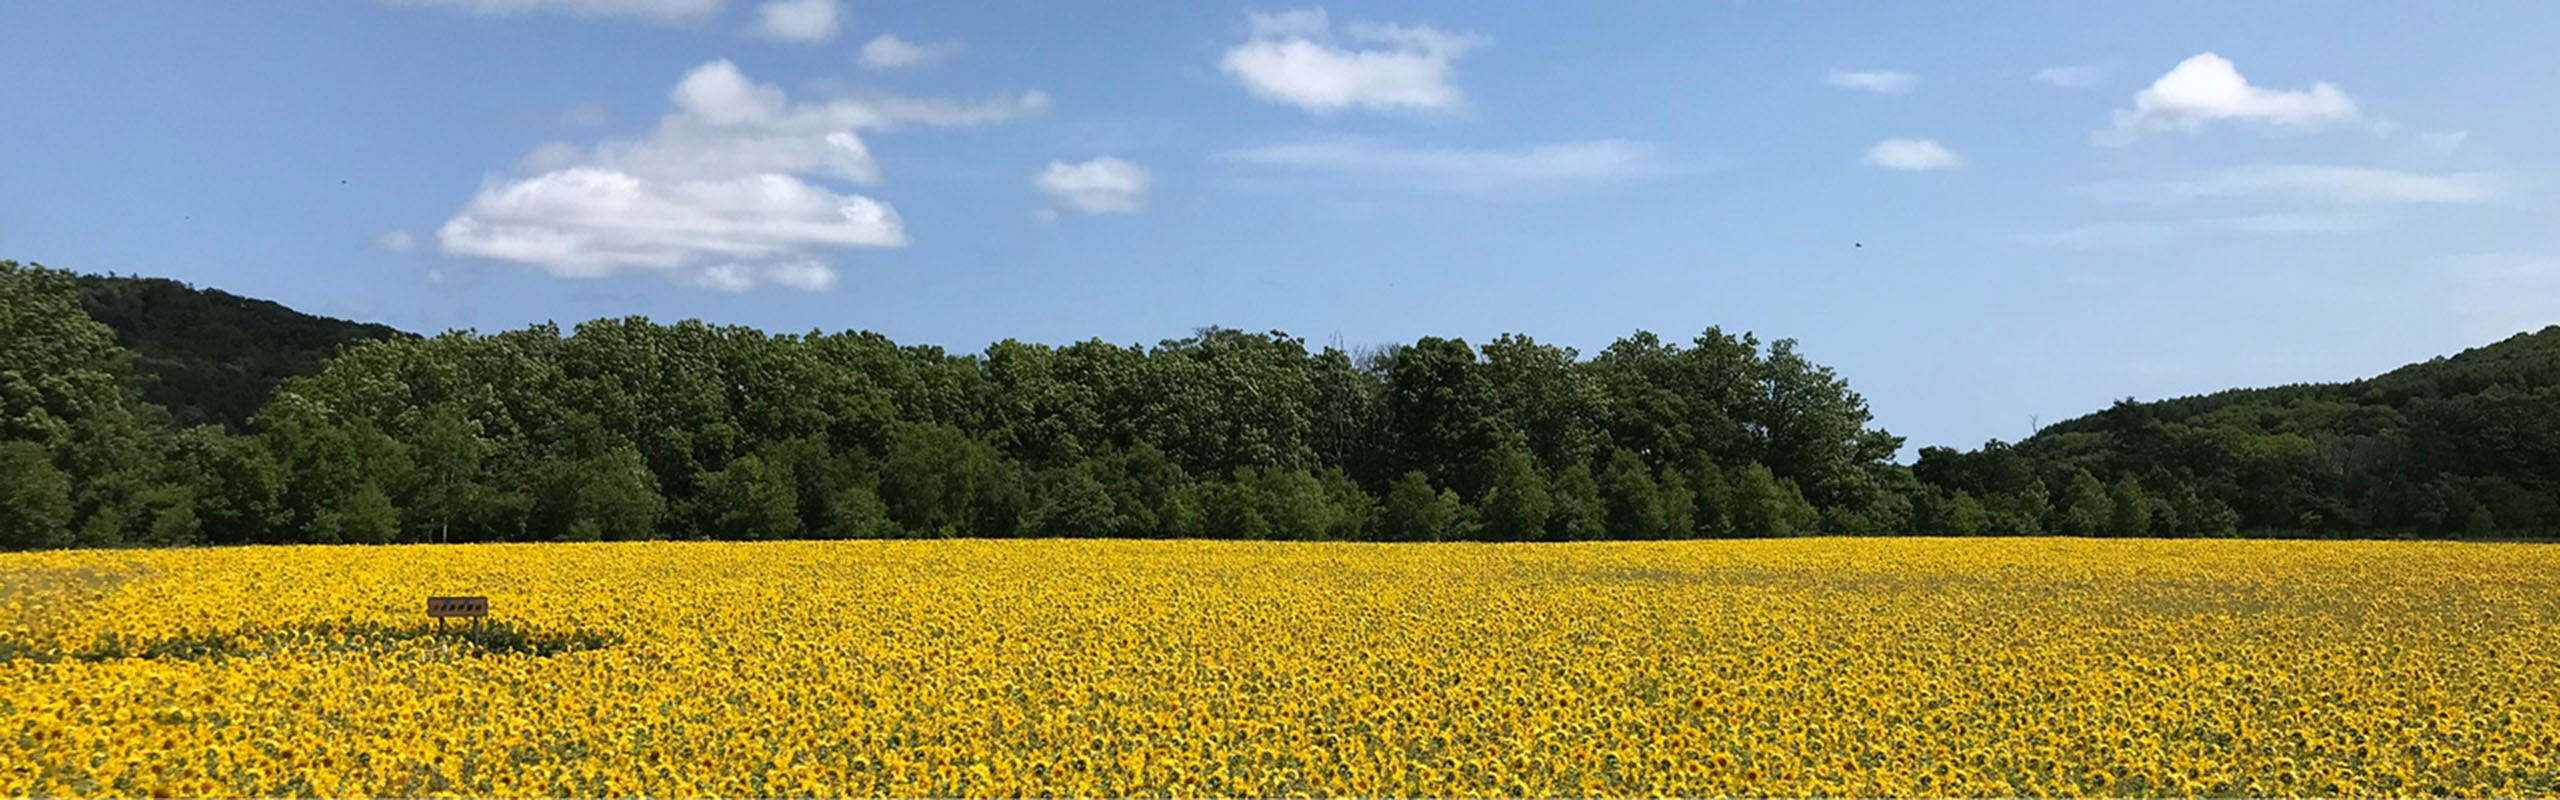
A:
[3, 538, 2557, 797]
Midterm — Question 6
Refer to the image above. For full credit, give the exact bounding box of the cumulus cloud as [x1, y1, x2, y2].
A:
[752, 0, 838, 42]
[861, 34, 961, 69]
[1825, 68, 1916, 94]
[391, 0, 722, 23]
[440, 169, 907, 275]
[1224, 137, 1663, 189]
[1864, 139, 1961, 171]
[437, 60, 1047, 291]
[2096, 53, 2359, 145]
[373, 230, 418, 252]
[2084, 165, 2502, 206]
[2032, 64, 2105, 88]
[1035, 157, 1152, 215]
[1219, 8, 1488, 114]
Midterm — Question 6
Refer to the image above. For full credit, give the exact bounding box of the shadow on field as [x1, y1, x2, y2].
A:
[0, 619, 618, 664]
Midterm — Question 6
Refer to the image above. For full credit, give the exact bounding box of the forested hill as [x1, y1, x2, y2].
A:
[2036, 327, 2560, 437]
[73, 275, 411, 430]
[1915, 326, 2560, 539]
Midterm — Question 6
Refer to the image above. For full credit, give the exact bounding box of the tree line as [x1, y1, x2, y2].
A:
[4, 259, 2555, 548]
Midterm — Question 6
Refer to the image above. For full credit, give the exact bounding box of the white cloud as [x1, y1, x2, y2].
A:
[690, 259, 837, 292]
[2018, 221, 2180, 250]
[373, 230, 417, 253]
[438, 60, 1046, 291]
[2077, 165, 2503, 207]
[2102, 165, 2503, 206]
[560, 102, 611, 128]
[391, 0, 722, 23]
[1224, 137, 1664, 189]
[439, 169, 906, 274]
[1035, 157, 1152, 215]
[2414, 130, 2469, 156]
[1219, 8, 1488, 114]
[1825, 68, 1916, 94]
[860, 34, 961, 69]
[2096, 53, 2358, 145]
[753, 0, 838, 42]
[2032, 64, 2105, 89]
[1864, 139, 1962, 171]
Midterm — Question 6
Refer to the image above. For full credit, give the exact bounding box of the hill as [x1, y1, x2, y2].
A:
[1915, 326, 2560, 537]
[72, 274, 411, 430]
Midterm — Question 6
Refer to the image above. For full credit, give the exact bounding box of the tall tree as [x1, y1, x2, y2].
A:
[1380, 471, 1450, 542]
[1479, 441, 1552, 541]
[2056, 468, 2113, 536]
[0, 261, 159, 545]
[1384, 337, 1499, 498]
[1598, 448, 1669, 539]
[2106, 477, 2153, 537]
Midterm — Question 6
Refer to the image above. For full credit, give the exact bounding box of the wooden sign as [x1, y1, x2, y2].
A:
[426, 596, 488, 618]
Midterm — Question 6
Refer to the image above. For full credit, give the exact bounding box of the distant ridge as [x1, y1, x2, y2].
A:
[73, 274, 412, 431]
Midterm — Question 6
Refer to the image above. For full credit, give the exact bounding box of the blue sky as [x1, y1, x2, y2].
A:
[3, 1, 2555, 456]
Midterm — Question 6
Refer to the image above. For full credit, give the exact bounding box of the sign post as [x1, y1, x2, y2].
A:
[426, 596, 488, 634]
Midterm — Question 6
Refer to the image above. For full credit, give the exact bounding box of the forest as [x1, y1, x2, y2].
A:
[4, 258, 2555, 548]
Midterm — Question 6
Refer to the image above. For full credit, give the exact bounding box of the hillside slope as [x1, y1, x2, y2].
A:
[1917, 326, 2560, 537]
[73, 274, 411, 430]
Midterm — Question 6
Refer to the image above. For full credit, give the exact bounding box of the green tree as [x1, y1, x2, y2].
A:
[538, 445, 666, 541]
[1478, 443, 1551, 541]
[881, 423, 1023, 537]
[2107, 477, 2153, 537]
[1380, 471, 1450, 542]
[2056, 469, 2113, 536]
[698, 455, 800, 540]
[1728, 462, 1816, 537]
[0, 441, 72, 549]
[165, 428, 285, 545]
[1238, 467, 1361, 541]
[1598, 448, 1669, 539]
[1655, 463, 1696, 540]
[1022, 466, 1120, 538]
[318, 481, 400, 545]
[1944, 490, 1988, 538]
[408, 404, 488, 542]
[2464, 506, 2497, 538]
[1, 260, 162, 546]
[816, 484, 897, 539]
[1546, 458, 1604, 541]
[1985, 481, 2050, 536]
[1384, 337, 1499, 497]
[1189, 478, 1270, 540]
[1683, 460, 1735, 538]
[1094, 442, 1190, 537]
[1478, 334, 1603, 471]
